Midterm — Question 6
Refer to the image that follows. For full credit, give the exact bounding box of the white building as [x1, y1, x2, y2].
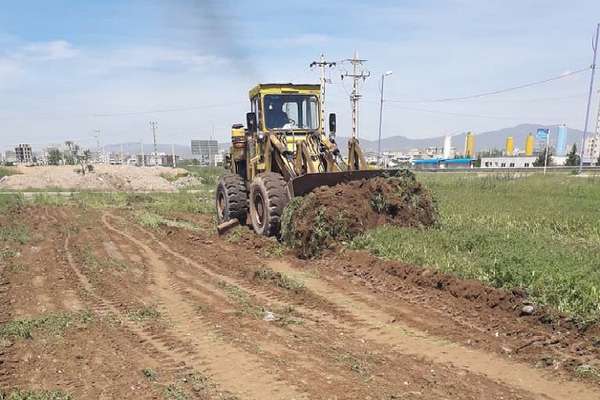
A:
[481, 156, 567, 168]
[583, 135, 600, 164]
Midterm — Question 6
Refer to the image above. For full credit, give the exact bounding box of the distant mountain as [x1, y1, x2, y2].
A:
[99, 124, 586, 158]
[338, 124, 585, 154]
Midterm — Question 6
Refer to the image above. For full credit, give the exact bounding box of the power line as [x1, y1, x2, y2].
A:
[310, 54, 336, 131]
[386, 67, 590, 103]
[384, 104, 557, 121]
[93, 102, 246, 117]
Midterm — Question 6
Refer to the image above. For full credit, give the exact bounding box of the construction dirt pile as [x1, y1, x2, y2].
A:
[281, 171, 437, 258]
[0, 165, 189, 192]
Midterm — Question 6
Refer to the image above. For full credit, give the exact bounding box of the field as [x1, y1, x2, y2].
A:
[1, 170, 600, 399]
[353, 173, 600, 323]
[0, 167, 17, 178]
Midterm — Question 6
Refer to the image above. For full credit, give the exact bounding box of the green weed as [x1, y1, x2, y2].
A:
[31, 193, 67, 206]
[142, 368, 158, 381]
[0, 224, 30, 244]
[0, 194, 24, 212]
[352, 173, 600, 322]
[127, 306, 161, 322]
[253, 267, 305, 291]
[79, 245, 127, 271]
[574, 364, 600, 380]
[164, 384, 189, 400]
[0, 311, 94, 340]
[136, 211, 199, 231]
[218, 281, 262, 318]
[0, 390, 72, 400]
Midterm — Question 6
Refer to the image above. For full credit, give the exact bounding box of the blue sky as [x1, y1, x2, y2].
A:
[1, 0, 599, 149]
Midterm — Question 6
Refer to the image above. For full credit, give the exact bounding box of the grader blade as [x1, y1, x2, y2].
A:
[289, 170, 390, 197]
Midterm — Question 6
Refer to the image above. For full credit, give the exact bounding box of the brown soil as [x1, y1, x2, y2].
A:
[1, 204, 599, 399]
[282, 174, 437, 258]
[0, 165, 188, 191]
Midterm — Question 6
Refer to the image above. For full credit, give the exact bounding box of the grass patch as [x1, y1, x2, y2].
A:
[127, 306, 161, 322]
[0, 247, 18, 261]
[182, 166, 224, 187]
[351, 173, 600, 323]
[164, 384, 189, 400]
[574, 364, 600, 380]
[31, 193, 67, 206]
[217, 281, 301, 325]
[218, 281, 261, 317]
[0, 311, 94, 340]
[142, 368, 158, 381]
[0, 193, 24, 213]
[253, 267, 305, 292]
[79, 245, 127, 271]
[136, 211, 199, 231]
[71, 192, 129, 209]
[0, 224, 30, 244]
[0, 390, 72, 400]
[0, 167, 18, 178]
[335, 352, 371, 376]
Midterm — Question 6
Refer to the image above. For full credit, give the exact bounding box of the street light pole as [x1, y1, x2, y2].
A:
[579, 22, 600, 173]
[377, 71, 393, 166]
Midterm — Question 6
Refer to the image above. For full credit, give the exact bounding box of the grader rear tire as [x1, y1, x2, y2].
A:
[249, 173, 289, 237]
[216, 173, 248, 225]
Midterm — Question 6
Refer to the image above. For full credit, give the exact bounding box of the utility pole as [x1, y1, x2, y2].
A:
[377, 71, 393, 166]
[92, 129, 101, 163]
[341, 51, 370, 139]
[140, 142, 145, 167]
[120, 143, 124, 165]
[171, 143, 176, 168]
[310, 54, 336, 133]
[544, 132, 550, 175]
[150, 121, 158, 166]
[579, 22, 600, 173]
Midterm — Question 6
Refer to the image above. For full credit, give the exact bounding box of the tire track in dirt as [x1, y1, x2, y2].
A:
[109, 213, 360, 330]
[60, 234, 198, 398]
[267, 260, 600, 400]
[114, 220, 555, 399]
[100, 213, 309, 400]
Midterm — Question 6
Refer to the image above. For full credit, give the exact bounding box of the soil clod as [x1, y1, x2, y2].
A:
[281, 172, 437, 258]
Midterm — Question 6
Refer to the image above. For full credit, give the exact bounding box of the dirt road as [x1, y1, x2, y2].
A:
[1, 206, 599, 399]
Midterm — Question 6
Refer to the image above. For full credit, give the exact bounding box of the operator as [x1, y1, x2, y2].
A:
[266, 98, 292, 129]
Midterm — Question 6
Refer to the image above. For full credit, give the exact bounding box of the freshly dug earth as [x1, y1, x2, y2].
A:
[282, 172, 437, 258]
[2, 205, 600, 399]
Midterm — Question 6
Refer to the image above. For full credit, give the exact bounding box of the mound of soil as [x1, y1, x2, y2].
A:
[281, 171, 437, 258]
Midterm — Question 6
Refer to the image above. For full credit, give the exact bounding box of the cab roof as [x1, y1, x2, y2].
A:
[249, 83, 320, 99]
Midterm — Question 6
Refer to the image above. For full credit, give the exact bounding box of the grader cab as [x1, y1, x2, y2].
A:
[216, 83, 384, 237]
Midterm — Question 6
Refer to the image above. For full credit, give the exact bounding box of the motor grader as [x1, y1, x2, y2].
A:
[216, 83, 386, 236]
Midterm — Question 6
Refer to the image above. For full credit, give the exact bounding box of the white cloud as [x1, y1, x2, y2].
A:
[0, 58, 21, 78]
[264, 33, 333, 48]
[83, 46, 229, 76]
[19, 40, 79, 61]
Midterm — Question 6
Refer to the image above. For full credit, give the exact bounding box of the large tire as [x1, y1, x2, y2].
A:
[249, 172, 289, 237]
[216, 173, 248, 224]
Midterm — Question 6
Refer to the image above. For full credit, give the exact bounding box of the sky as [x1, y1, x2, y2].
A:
[1, 0, 599, 150]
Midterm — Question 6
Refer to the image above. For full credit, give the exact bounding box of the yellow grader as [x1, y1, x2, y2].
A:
[216, 83, 386, 236]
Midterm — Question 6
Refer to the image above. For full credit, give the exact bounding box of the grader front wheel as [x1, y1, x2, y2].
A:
[249, 172, 289, 237]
